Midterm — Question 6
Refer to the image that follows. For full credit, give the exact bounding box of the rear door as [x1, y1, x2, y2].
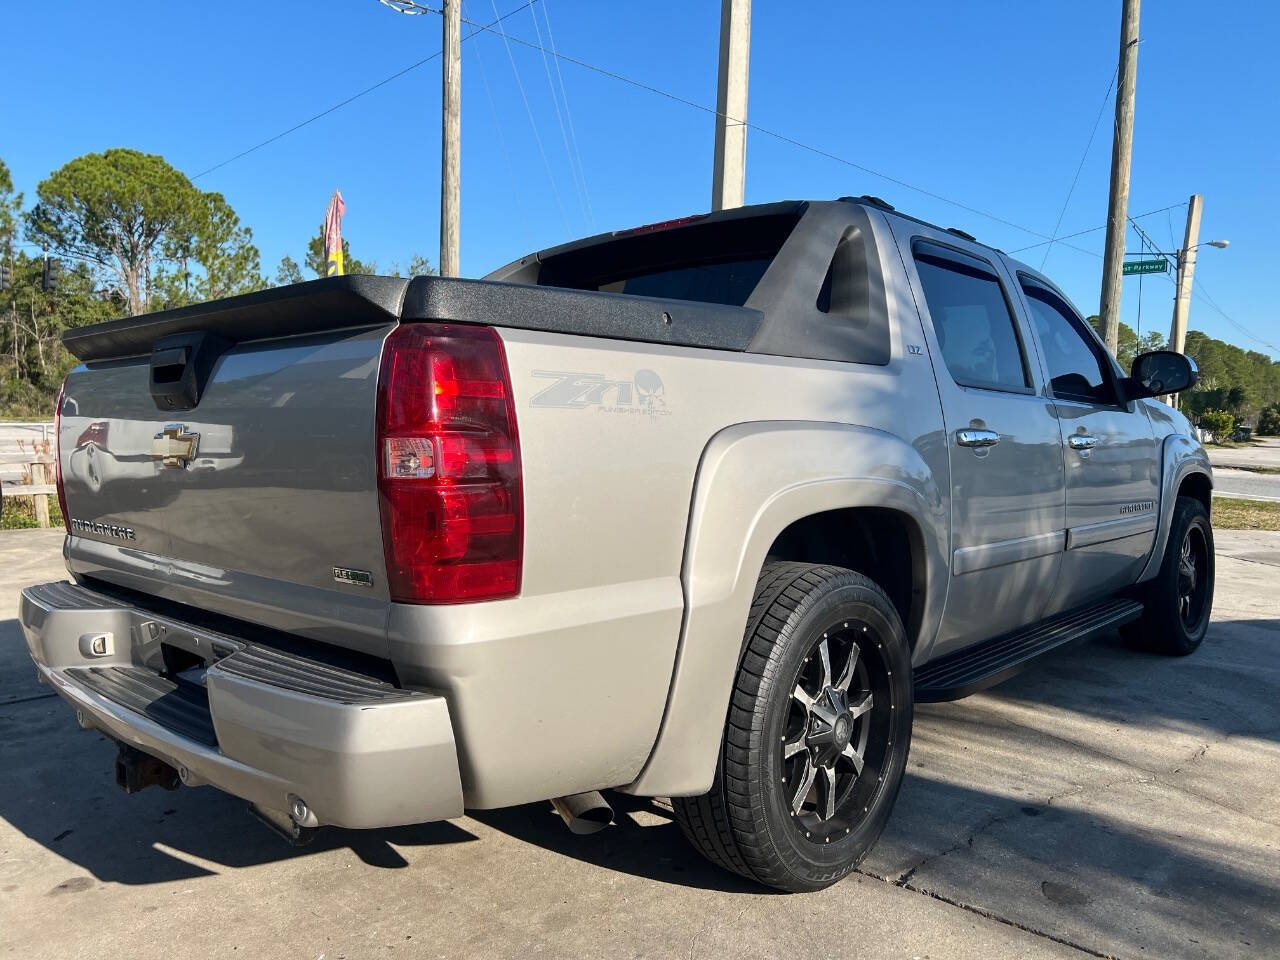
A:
[893, 226, 1066, 658]
[1014, 275, 1159, 613]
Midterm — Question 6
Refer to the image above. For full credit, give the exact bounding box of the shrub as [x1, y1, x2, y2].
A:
[1259, 404, 1280, 436]
[0, 494, 64, 530]
[1198, 409, 1235, 443]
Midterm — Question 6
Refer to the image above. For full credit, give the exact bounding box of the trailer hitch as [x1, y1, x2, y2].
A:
[114, 743, 180, 794]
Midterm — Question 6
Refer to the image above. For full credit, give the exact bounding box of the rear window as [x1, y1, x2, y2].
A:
[536, 212, 801, 307]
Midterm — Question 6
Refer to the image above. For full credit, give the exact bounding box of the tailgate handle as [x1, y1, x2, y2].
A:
[149, 331, 231, 412]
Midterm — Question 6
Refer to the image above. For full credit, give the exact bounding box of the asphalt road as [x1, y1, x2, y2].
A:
[1, 529, 1277, 959]
[1208, 437, 1280, 502]
[1213, 468, 1280, 502]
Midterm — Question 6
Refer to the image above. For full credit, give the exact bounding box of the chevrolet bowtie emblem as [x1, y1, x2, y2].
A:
[151, 424, 199, 468]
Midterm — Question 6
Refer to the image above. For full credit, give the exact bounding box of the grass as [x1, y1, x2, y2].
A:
[1212, 497, 1280, 532]
[1, 495, 64, 530]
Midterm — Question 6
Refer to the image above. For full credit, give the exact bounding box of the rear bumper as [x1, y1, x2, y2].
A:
[20, 581, 464, 829]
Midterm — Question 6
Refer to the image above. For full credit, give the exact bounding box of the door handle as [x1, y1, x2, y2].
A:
[1068, 434, 1098, 450]
[956, 429, 1000, 448]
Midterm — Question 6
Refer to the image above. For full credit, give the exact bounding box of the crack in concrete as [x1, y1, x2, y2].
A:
[857, 868, 1116, 958]
[891, 807, 1023, 886]
[871, 732, 1277, 957]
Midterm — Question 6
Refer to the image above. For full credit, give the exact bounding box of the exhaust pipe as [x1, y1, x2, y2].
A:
[551, 791, 614, 835]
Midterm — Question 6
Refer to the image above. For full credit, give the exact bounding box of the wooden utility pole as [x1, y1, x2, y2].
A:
[1098, 0, 1141, 356]
[440, 0, 461, 277]
[711, 0, 751, 211]
[1168, 194, 1203, 356]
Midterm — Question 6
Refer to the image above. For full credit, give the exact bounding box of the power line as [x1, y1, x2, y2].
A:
[1040, 64, 1118, 270]
[191, 1, 535, 182]
[1191, 280, 1280, 355]
[1124, 215, 1279, 357]
[376, 0, 1109, 251]
[485, 0, 568, 228]
[1007, 202, 1186, 255]
[527, 0, 589, 224]
[541, 0, 593, 225]
[465, 0, 536, 249]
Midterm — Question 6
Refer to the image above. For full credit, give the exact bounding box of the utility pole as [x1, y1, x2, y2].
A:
[1168, 193, 1203, 356]
[711, 0, 750, 212]
[1098, 0, 1141, 356]
[440, 0, 461, 277]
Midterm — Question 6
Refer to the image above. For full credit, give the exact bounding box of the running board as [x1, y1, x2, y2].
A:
[914, 597, 1144, 702]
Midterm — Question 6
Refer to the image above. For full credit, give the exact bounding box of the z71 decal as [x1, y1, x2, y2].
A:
[531, 370, 670, 417]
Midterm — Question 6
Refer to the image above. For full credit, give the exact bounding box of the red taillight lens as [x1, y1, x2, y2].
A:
[376, 323, 522, 603]
[54, 380, 70, 533]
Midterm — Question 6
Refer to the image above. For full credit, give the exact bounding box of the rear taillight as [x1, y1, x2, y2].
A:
[376, 323, 523, 603]
[54, 380, 70, 533]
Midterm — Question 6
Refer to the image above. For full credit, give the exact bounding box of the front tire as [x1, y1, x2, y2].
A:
[672, 562, 913, 892]
[1123, 496, 1214, 656]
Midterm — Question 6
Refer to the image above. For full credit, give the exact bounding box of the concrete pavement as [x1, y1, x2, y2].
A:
[1, 528, 1277, 959]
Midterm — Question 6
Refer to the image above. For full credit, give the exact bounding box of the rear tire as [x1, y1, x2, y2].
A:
[1122, 496, 1214, 656]
[672, 562, 913, 892]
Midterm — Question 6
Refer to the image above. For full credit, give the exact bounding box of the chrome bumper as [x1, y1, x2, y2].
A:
[20, 581, 464, 829]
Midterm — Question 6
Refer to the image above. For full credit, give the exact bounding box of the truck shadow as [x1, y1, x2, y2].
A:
[981, 615, 1280, 744]
[1, 615, 1277, 952]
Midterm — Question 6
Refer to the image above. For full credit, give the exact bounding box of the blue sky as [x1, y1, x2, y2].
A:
[4, 1, 1277, 358]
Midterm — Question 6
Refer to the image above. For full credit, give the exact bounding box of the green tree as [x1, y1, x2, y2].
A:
[1, 249, 118, 411]
[1182, 329, 1280, 424]
[386, 254, 437, 278]
[0, 158, 21, 251]
[24, 149, 261, 315]
[1258, 404, 1280, 436]
[1087, 315, 1165, 370]
[274, 255, 304, 286]
[156, 191, 263, 306]
[305, 225, 371, 278]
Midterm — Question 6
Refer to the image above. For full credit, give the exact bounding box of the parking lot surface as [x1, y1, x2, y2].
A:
[2, 527, 1277, 959]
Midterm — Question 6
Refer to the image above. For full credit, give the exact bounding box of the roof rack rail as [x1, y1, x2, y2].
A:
[946, 226, 977, 242]
[838, 194, 895, 212]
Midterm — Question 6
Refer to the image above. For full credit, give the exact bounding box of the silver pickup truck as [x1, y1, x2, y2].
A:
[21, 197, 1213, 892]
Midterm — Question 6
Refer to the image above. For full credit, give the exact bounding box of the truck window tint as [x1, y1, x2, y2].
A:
[537, 211, 801, 308]
[1021, 282, 1115, 405]
[912, 246, 1028, 392]
[597, 259, 771, 306]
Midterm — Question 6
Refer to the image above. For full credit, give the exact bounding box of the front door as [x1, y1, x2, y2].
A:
[1015, 275, 1159, 614]
[895, 229, 1066, 658]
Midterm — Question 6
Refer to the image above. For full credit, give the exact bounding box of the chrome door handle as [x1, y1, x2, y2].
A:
[956, 429, 1000, 448]
[1068, 434, 1098, 450]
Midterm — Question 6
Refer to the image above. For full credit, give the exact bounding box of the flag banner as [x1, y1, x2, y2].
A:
[323, 190, 346, 277]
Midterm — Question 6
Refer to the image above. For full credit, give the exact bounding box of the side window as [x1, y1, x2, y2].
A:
[1020, 280, 1116, 405]
[912, 241, 1029, 392]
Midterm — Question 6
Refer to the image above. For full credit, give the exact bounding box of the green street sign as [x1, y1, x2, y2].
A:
[1123, 258, 1169, 276]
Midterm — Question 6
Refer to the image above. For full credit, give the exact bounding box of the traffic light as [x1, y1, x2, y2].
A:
[0, 261, 10, 291]
[41, 257, 61, 293]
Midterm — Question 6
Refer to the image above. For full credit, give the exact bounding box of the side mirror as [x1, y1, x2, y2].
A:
[1124, 350, 1199, 400]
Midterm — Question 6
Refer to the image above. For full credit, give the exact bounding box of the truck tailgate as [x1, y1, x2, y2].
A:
[59, 281, 404, 658]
